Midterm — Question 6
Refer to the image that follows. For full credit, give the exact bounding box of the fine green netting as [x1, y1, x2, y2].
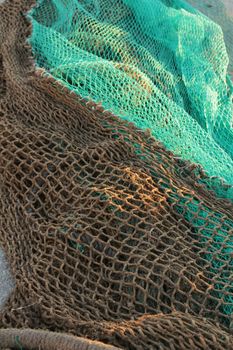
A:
[186, 0, 233, 77]
[28, 0, 233, 201]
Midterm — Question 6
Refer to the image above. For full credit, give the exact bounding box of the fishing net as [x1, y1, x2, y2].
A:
[186, 0, 233, 76]
[28, 0, 233, 201]
[0, 0, 233, 349]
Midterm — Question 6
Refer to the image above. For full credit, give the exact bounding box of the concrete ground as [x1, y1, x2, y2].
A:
[0, 250, 14, 309]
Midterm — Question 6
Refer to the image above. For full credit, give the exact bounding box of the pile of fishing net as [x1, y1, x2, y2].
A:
[29, 0, 233, 200]
[0, 0, 233, 349]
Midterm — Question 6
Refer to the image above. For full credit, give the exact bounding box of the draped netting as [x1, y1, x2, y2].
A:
[29, 0, 233, 201]
[0, 0, 233, 349]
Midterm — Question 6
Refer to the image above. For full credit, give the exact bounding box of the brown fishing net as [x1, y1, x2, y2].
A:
[0, 0, 233, 349]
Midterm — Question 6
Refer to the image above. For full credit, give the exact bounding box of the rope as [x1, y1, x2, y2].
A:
[0, 328, 121, 350]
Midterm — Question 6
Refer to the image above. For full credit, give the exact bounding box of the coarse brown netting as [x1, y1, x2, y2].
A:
[0, 0, 233, 349]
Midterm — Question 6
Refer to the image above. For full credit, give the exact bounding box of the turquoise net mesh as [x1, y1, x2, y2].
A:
[28, 0, 233, 201]
[186, 0, 233, 78]
[27, 0, 233, 323]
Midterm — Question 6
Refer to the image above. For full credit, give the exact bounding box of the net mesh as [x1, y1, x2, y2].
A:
[0, 0, 233, 349]
[28, 0, 233, 201]
[185, 0, 233, 77]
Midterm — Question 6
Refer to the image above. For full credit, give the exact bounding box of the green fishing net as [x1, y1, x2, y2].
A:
[28, 0, 233, 201]
[25, 0, 233, 324]
[186, 0, 233, 77]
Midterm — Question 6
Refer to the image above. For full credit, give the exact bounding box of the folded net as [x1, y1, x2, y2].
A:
[0, 0, 233, 349]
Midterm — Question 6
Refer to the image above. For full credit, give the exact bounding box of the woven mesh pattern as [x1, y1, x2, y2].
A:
[186, 0, 233, 77]
[74, 314, 233, 349]
[28, 0, 233, 201]
[0, 0, 233, 349]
